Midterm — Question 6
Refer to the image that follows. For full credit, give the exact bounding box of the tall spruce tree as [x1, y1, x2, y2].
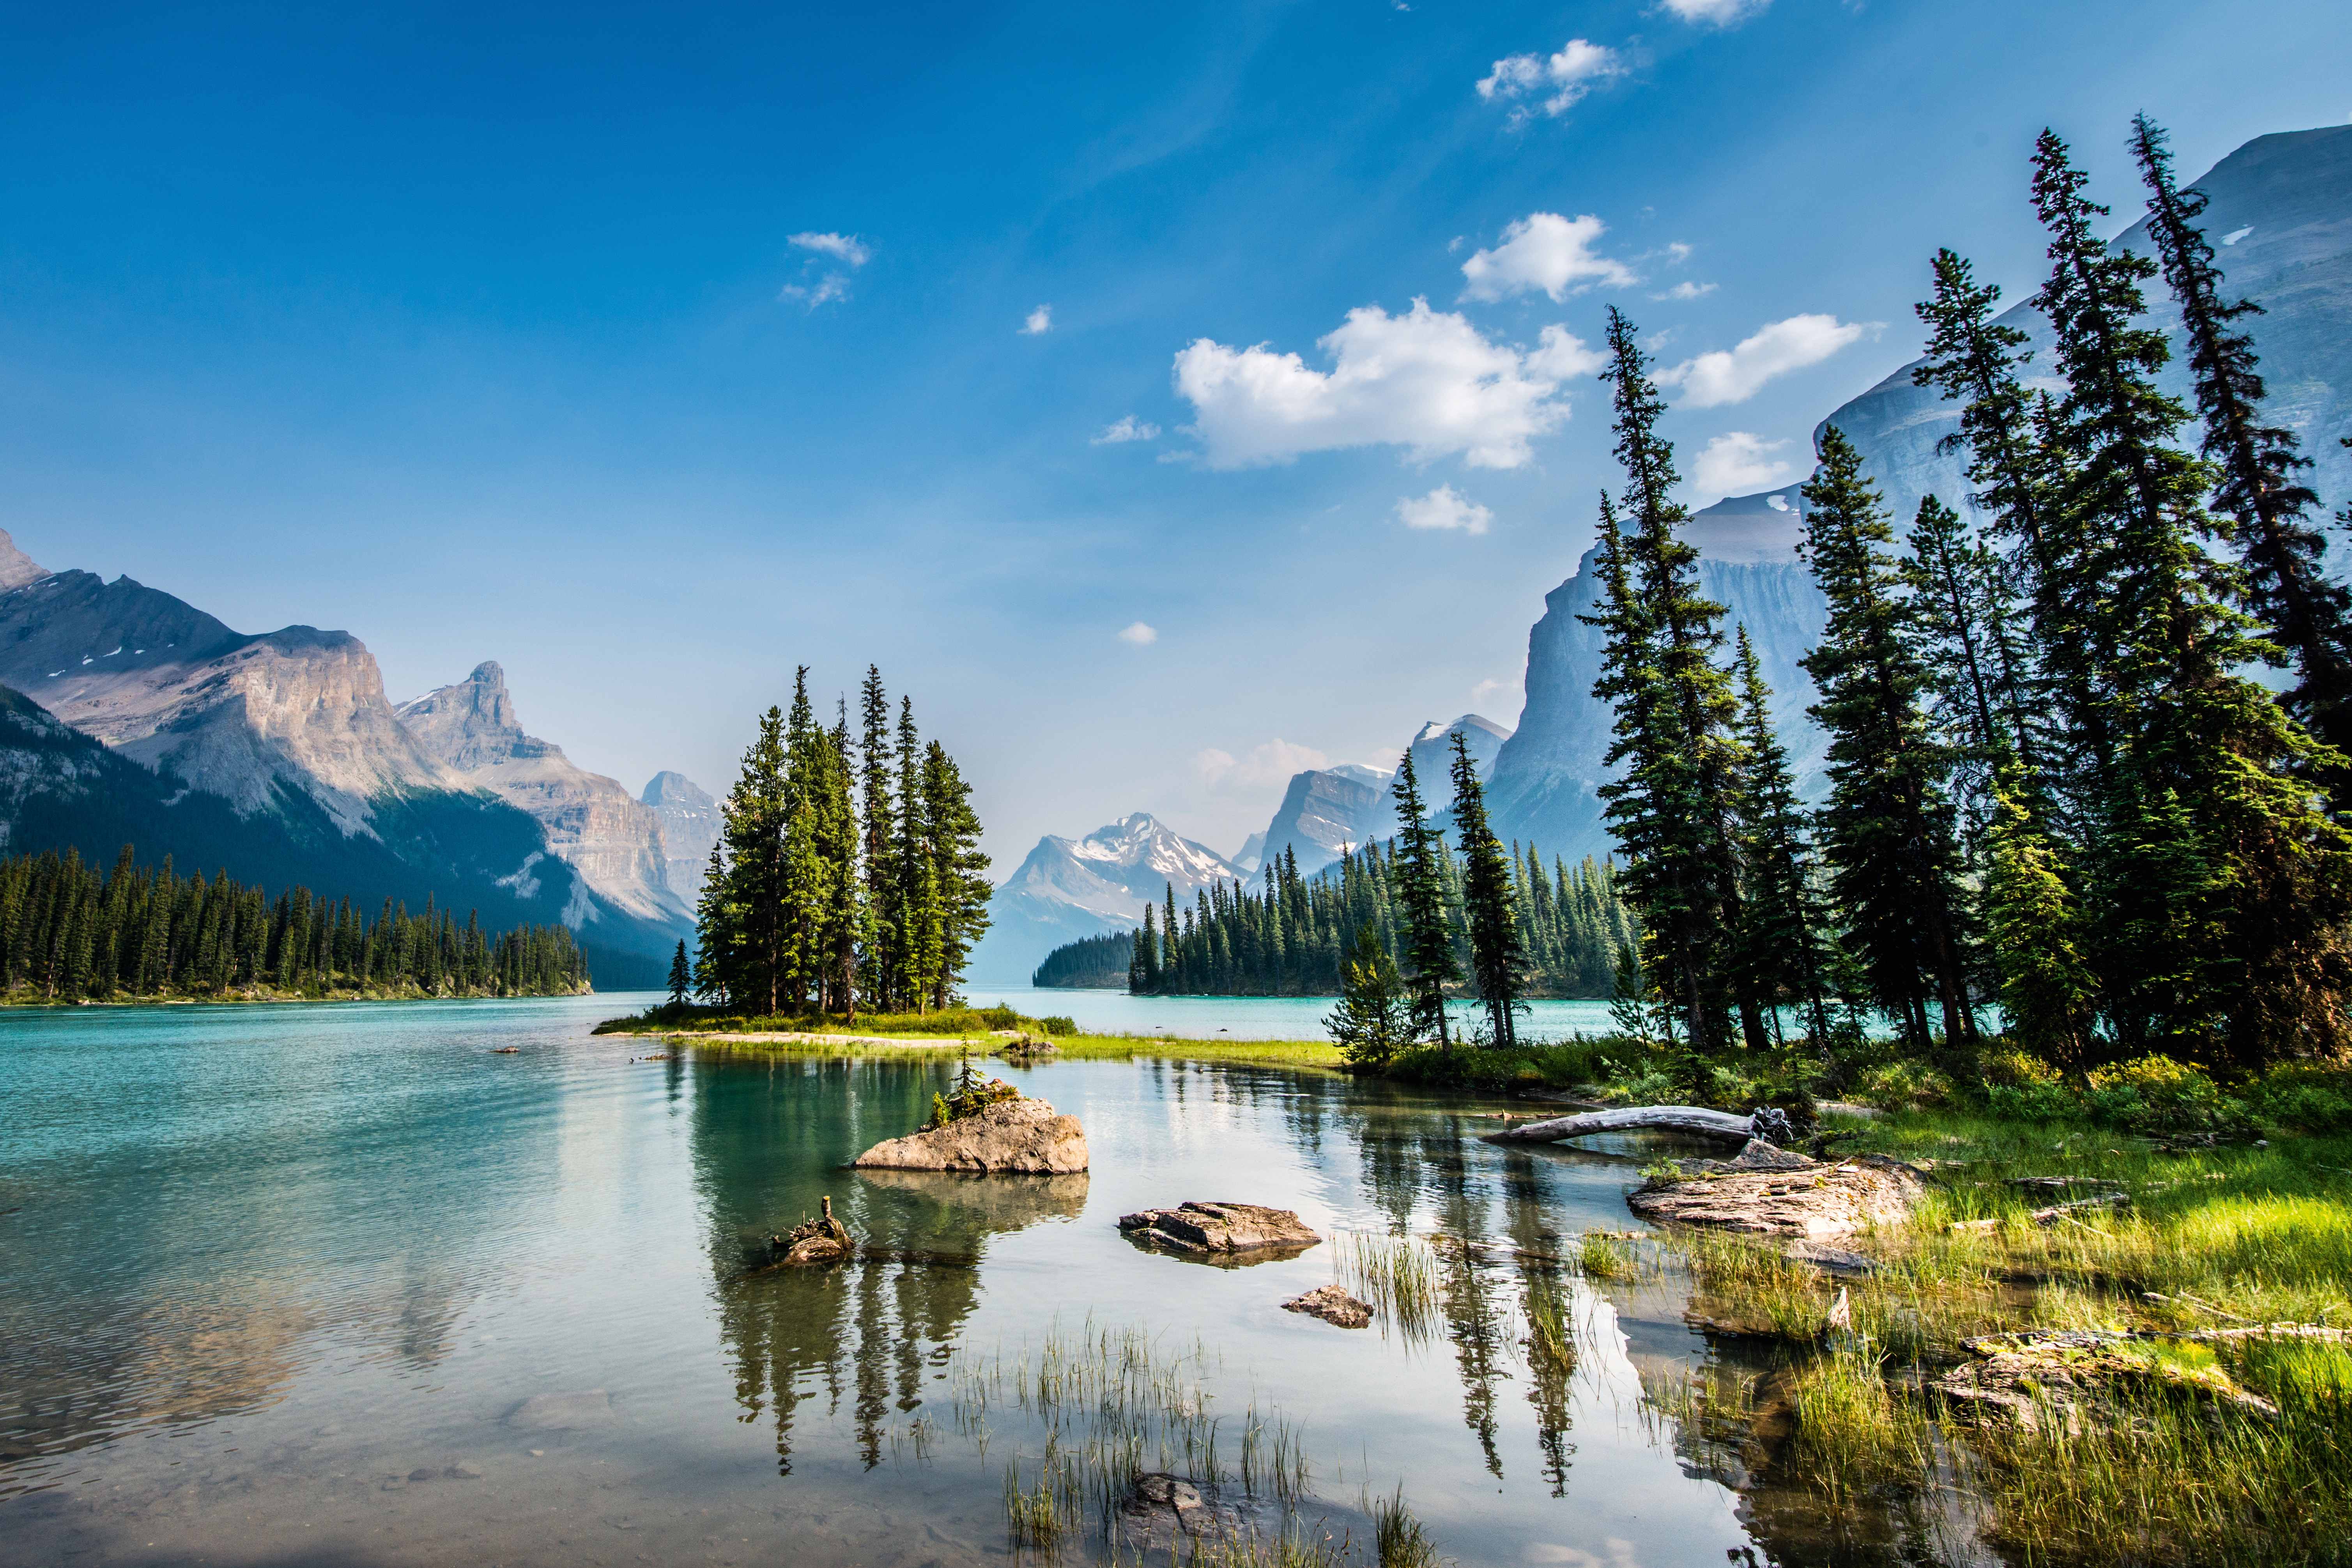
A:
[920, 740, 992, 1012]
[1728, 626, 1833, 1048]
[814, 706, 862, 1016]
[1800, 425, 1978, 1053]
[1449, 728, 1524, 1049]
[1388, 745, 1458, 1047]
[718, 704, 789, 1013]
[1901, 493, 2034, 835]
[2030, 127, 2352, 1066]
[2131, 113, 2352, 766]
[1589, 309, 1760, 1052]
[667, 940, 690, 1008]
[857, 666, 897, 1004]
[894, 697, 943, 1011]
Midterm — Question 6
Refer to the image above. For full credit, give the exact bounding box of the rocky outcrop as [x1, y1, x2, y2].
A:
[1282, 1284, 1371, 1328]
[851, 1097, 1089, 1174]
[1627, 1149, 1924, 1239]
[399, 662, 685, 924]
[1118, 1202, 1321, 1262]
[643, 770, 720, 904]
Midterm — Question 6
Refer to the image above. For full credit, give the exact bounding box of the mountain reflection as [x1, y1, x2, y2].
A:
[687, 1053, 1088, 1475]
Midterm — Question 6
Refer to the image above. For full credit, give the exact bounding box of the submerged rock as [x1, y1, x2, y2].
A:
[771, 1196, 855, 1265]
[1937, 1329, 2279, 1427]
[1119, 1202, 1321, 1263]
[1628, 1149, 1924, 1239]
[1281, 1283, 1372, 1328]
[851, 1097, 1088, 1174]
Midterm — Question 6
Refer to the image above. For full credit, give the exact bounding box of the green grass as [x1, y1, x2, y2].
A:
[1617, 1107, 2352, 1565]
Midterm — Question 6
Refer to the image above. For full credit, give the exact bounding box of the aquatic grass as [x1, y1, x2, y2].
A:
[1521, 1270, 1575, 1373]
[1332, 1232, 1442, 1345]
[1368, 1485, 1438, 1568]
[1575, 1231, 1647, 1281]
[1787, 1351, 1932, 1507]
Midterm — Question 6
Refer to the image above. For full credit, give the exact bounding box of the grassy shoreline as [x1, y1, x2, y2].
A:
[595, 1002, 1343, 1068]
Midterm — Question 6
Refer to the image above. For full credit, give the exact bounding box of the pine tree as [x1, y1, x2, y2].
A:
[1980, 770, 2097, 1069]
[1588, 309, 1757, 1053]
[1130, 903, 1159, 993]
[667, 940, 690, 1008]
[1728, 626, 1833, 1048]
[2031, 127, 2352, 1066]
[1388, 745, 1458, 1046]
[921, 740, 991, 1011]
[1901, 493, 2033, 835]
[857, 666, 897, 1002]
[1449, 729, 1524, 1048]
[2131, 112, 2352, 768]
[814, 708, 862, 1016]
[894, 697, 942, 1011]
[719, 705, 789, 1013]
[1325, 925, 1412, 1068]
[1801, 424, 1977, 1053]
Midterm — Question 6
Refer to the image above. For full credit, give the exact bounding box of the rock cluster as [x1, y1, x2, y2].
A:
[1118, 1202, 1321, 1262]
[851, 1097, 1088, 1174]
[1627, 1146, 1924, 1239]
[1281, 1284, 1372, 1328]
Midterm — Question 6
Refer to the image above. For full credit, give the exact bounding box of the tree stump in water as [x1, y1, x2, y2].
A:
[772, 1195, 855, 1265]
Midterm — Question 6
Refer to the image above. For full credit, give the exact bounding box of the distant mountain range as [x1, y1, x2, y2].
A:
[0, 533, 699, 986]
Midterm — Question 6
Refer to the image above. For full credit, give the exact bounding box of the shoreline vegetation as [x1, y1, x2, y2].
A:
[593, 1000, 1344, 1067]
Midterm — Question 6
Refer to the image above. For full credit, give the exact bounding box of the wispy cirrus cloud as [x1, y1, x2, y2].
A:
[1092, 415, 1161, 445]
[1195, 739, 1329, 791]
[1655, 313, 1877, 406]
[779, 231, 871, 308]
[1659, 0, 1771, 26]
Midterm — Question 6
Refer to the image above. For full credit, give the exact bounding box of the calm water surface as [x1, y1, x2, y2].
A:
[2, 993, 1969, 1568]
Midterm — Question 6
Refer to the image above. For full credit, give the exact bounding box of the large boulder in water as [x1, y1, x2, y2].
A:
[851, 1097, 1088, 1174]
[1626, 1148, 1923, 1239]
[1118, 1201, 1321, 1262]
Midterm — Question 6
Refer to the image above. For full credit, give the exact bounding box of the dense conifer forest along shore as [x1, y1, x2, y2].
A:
[0, 845, 589, 1003]
[1099, 842, 1633, 1000]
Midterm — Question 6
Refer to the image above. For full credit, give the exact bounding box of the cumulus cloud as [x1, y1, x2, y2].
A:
[1692, 432, 1795, 498]
[788, 232, 871, 266]
[1655, 313, 1876, 407]
[1396, 485, 1493, 536]
[1460, 213, 1636, 303]
[1195, 739, 1329, 791]
[1021, 304, 1053, 335]
[1118, 621, 1158, 645]
[1172, 299, 1576, 470]
[1652, 280, 1717, 301]
[1658, 0, 1770, 25]
[1093, 415, 1162, 445]
[1525, 324, 1605, 380]
[780, 231, 871, 308]
[1476, 39, 1625, 119]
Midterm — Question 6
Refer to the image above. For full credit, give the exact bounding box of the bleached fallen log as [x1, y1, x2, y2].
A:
[1484, 1104, 1756, 1145]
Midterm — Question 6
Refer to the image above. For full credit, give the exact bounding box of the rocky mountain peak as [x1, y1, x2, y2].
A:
[642, 770, 713, 809]
[396, 661, 552, 771]
[0, 531, 49, 591]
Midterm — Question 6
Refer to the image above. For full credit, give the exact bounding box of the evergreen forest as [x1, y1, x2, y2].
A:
[1122, 840, 1634, 1003]
[1032, 930, 1133, 988]
[691, 667, 989, 1016]
[0, 845, 588, 1002]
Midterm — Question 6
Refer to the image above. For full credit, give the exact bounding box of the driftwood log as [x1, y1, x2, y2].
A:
[1484, 1104, 1758, 1145]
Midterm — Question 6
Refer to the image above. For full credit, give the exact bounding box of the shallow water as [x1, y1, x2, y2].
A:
[1, 993, 1973, 1568]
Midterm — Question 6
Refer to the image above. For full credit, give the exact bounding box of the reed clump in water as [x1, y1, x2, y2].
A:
[1332, 1232, 1442, 1344]
[1369, 1485, 1438, 1568]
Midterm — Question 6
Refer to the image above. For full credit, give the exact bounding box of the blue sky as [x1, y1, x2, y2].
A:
[5, 0, 2348, 867]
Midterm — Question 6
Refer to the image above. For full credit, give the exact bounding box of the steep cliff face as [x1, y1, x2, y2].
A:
[1256, 765, 1388, 875]
[970, 814, 1247, 983]
[1483, 485, 1829, 863]
[0, 568, 457, 836]
[398, 663, 685, 924]
[1822, 125, 2352, 534]
[642, 770, 721, 906]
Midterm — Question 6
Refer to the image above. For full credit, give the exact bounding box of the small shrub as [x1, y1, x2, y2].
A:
[1037, 1014, 1078, 1037]
[2085, 1054, 2235, 1136]
[2242, 1064, 2352, 1134]
[1854, 1060, 1954, 1110]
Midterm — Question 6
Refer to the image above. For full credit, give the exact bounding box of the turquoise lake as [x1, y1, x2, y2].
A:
[1, 993, 1967, 1568]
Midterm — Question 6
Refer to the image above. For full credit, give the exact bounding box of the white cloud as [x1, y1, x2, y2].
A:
[1658, 0, 1770, 26]
[1021, 304, 1053, 335]
[1117, 621, 1158, 645]
[1195, 739, 1330, 791]
[1655, 313, 1876, 407]
[1692, 432, 1794, 498]
[1471, 675, 1521, 708]
[787, 232, 871, 266]
[1172, 299, 1575, 470]
[1476, 39, 1625, 119]
[1093, 415, 1162, 445]
[1460, 213, 1636, 303]
[1396, 485, 1493, 536]
[779, 274, 851, 307]
[1652, 280, 1717, 301]
[1525, 324, 1605, 380]
[780, 232, 871, 308]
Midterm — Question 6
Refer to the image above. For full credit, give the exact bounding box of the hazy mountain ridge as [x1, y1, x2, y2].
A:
[970, 812, 1247, 983]
[398, 662, 684, 924]
[643, 770, 721, 906]
[0, 531, 686, 982]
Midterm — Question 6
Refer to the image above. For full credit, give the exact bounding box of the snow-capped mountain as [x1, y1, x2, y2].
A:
[968, 813, 1248, 983]
[1251, 714, 1513, 876]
